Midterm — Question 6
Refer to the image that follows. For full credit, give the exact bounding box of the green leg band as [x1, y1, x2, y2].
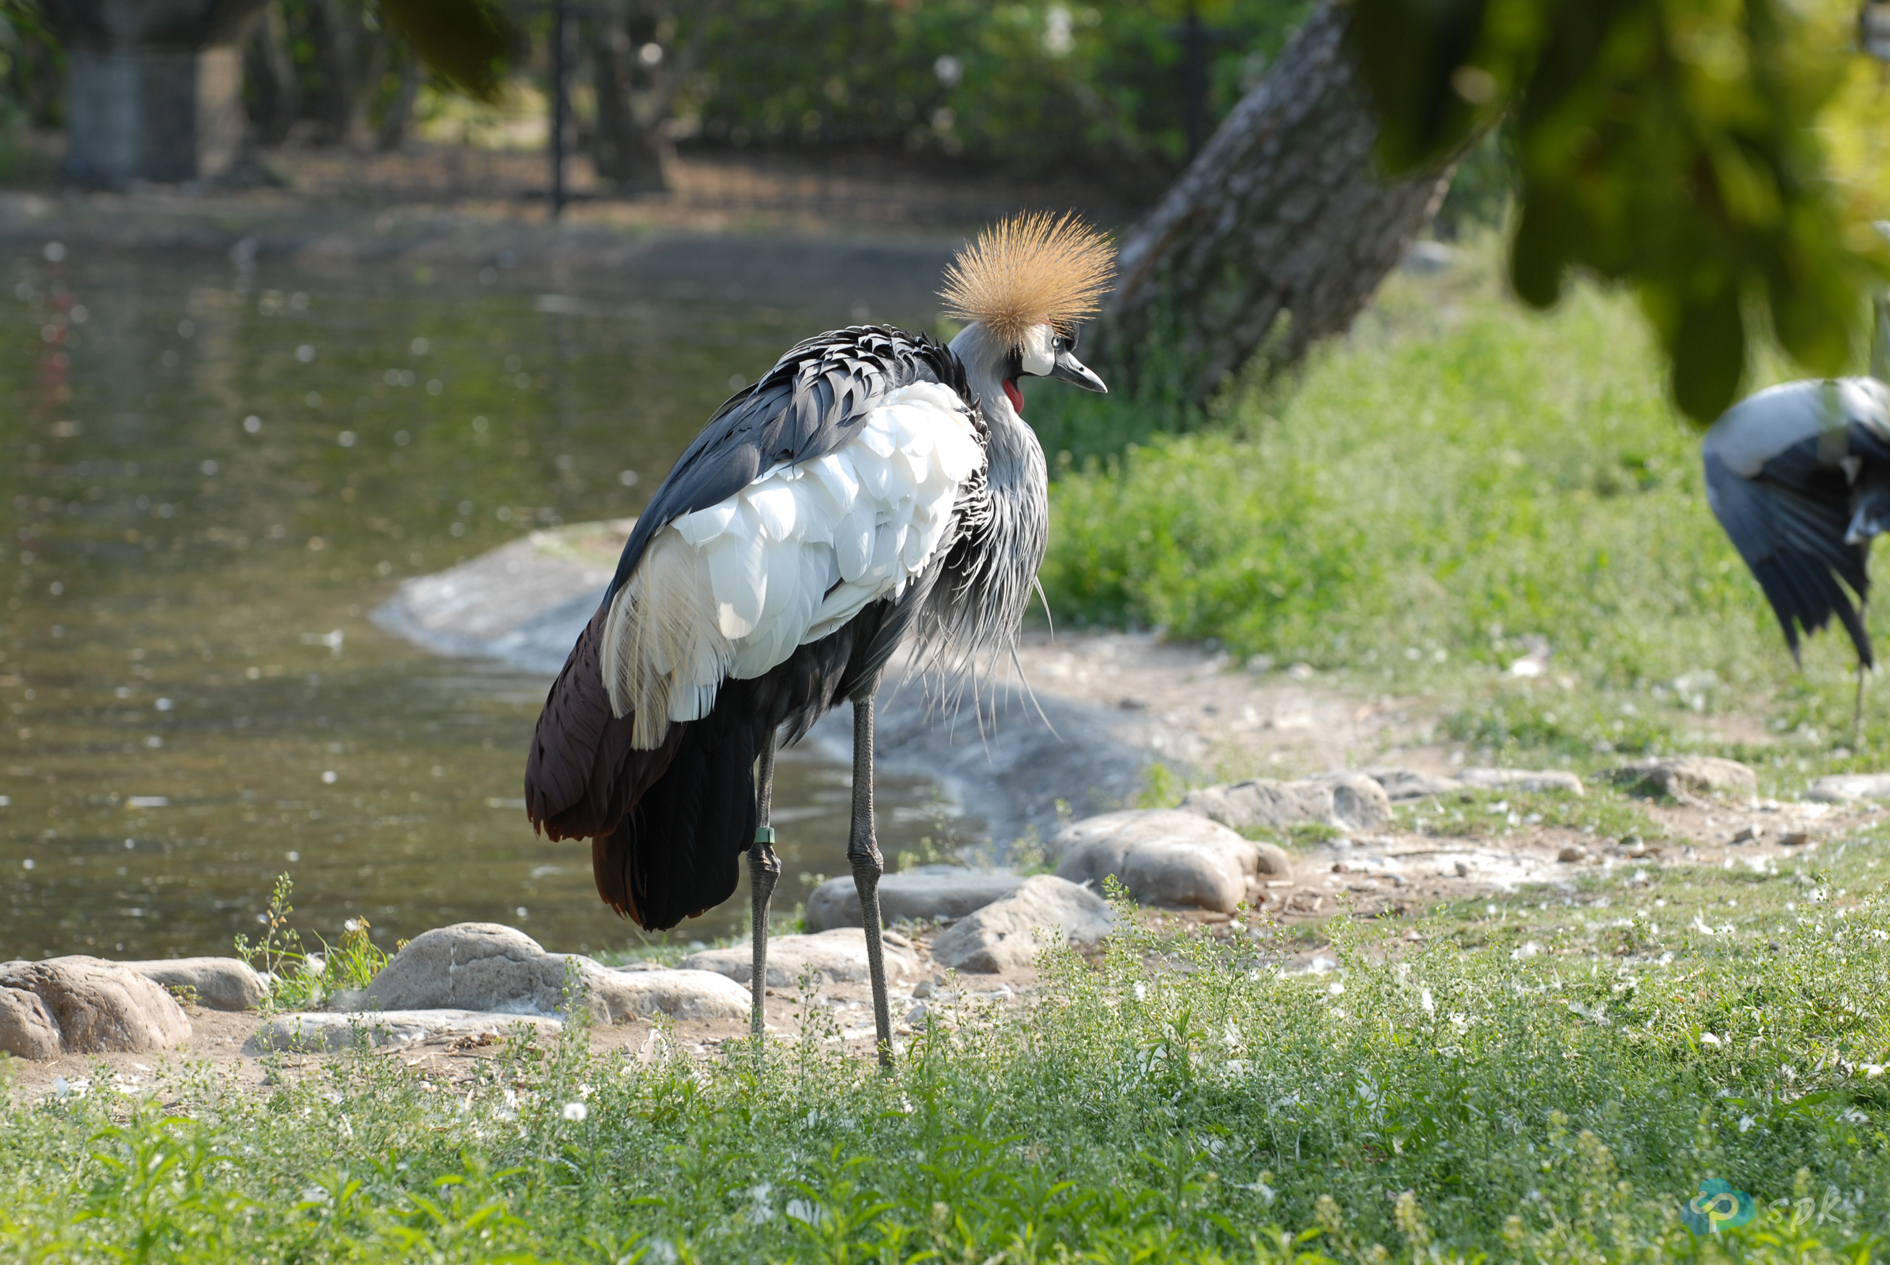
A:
[754, 827, 775, 845]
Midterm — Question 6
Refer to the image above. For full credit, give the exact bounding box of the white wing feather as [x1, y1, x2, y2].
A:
[602, 380, 981, 747]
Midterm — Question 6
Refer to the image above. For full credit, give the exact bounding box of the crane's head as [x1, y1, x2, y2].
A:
[941, 212, 1113, 417]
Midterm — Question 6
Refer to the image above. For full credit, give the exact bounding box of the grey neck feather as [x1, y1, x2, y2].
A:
[906, 323, 1049, 728]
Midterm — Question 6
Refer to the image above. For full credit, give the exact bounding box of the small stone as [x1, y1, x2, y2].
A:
[1054, 810, 1279, 911]
[1453, 859, 1471, 878]
[360, 922, 748, 1022]
[1557, 845, 1586, 863]
[123, 957, 267, 1011]
[0, 957, 190, 1060]
[1362, 769, 1464, 802]
[0, 987, 60, 1060]
[683, 929, 915, 988]
[931, 875, 1113, 974]
[1606, 756, 1757, 802]
[1805, 773, 1890, 803]
[804, 867, 1024, 932]
[1458, 767, 1586, 796]
[1179, 773, 1391, 833]
[1779, 832, 1810, 847]
[912, 980, 933, 999]
[1730, 826, 1761, 845]
[246, 1009, 561, 1055]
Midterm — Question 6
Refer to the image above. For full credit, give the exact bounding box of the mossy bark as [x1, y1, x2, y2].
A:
[1103, 1, 1459, 404]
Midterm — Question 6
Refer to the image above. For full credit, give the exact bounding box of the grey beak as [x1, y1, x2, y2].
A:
[1048, 347, 1108, 393]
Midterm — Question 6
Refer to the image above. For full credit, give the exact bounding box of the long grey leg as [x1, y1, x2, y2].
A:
[1856, 663, 1869, 751]
[848, 697, 893, 1067]
[749, 728, 780, 1036]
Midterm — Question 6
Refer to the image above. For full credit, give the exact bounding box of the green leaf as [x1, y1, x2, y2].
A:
[379, 0, 520, 103]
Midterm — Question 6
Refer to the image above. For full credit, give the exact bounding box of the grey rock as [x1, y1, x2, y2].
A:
[931, 875, 1113, 973]
[598, 968, 752, 1022]
[682, 928, 916, 988]
[123, 957, 267, 1011]
[1052, 810, 1277, 912]
[1608, 756, 1757, 802]
[359, 923, 748, 1023]
[372, 521, 631, 675]
[1312, 773, 1395, 831]
[1805, 773, 1890, 803]
[1180, 779, 1326, 830]
[804, 866, 1024, 931]
[1457, 767, 1586, 796]
[1363, 768, 1465, 801]
[0, 956, 190, 1059]
[1179, 773, 1390, 833]
[0, 987, 60, 1061]
[364, 923, 579, 1015]
[246, 1009, 562, 1055]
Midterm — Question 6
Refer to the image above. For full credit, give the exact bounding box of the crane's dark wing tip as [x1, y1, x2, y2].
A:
[1707, 452, 1874, 667]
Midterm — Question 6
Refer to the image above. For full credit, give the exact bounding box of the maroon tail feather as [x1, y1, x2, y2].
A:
[523, 607, 685, 924]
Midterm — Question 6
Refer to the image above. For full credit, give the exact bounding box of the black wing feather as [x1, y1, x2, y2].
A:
[601, 326, 971, 605]
[1705, 436, 1876, 668]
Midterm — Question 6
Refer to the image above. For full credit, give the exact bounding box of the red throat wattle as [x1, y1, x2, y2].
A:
[1002, 379, 1025, 415]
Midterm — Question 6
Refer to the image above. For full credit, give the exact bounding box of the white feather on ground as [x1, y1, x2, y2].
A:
[603, 381, 984, 748]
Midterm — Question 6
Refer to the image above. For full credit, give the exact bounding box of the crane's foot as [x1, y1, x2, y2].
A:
[749, 829, 780, 1037]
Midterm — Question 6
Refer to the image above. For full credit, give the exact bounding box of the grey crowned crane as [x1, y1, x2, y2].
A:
[523, 214, 1113, 1063]
[1703, 376, 1890, 741]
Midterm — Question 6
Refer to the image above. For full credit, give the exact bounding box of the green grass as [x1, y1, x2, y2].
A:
[14, 237, 1890, 1263]
[1038, 236, 1890, 782]
[7, 839, 1890, 1262]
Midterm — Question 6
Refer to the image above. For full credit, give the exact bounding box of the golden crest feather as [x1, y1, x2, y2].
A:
[939, 212, 1115, 348]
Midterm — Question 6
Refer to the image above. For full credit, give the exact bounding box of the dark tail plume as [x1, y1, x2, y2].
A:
[525, 606, 761, 929]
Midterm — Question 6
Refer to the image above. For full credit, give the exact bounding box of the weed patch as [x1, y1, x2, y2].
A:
[9, 835, 1890, 1262]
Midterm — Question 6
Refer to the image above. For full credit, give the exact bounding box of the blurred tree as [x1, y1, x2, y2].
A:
[0, 0, 62, 131]
[244, 1, 299, 145]
[683, 0, 1310, 196]
[1112, 0, 1890, 422]
[587, 0, 732, 192]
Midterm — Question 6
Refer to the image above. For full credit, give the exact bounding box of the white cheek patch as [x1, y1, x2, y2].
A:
[1018, 326, 1055, 377]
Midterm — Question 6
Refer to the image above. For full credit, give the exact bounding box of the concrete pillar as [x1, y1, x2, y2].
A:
[43, 0, 267, 186]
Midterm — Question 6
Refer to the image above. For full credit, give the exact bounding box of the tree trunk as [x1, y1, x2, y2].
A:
[309, 0, 358, 143]
[1103, 0, 1460, 405]
[377, 42, 422, 151]
[593, 0, 684, 192]
[590, 1, 667, 192]
[244, 0, 298, 145]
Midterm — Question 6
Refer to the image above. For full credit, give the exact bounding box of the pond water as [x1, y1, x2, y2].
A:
[0, 237, 973, 962]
